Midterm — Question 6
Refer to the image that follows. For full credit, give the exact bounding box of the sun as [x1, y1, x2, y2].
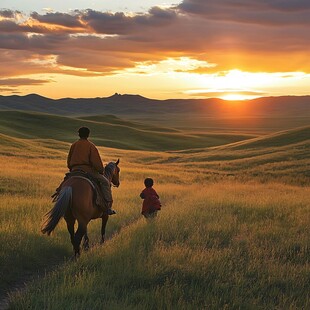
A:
[220, 93, 251, 101]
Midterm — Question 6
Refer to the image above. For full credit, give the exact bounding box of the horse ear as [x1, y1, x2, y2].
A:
[116, 159, 120, 165]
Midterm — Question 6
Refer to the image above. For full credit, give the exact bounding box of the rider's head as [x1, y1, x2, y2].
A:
[144, 178, 154, 188]
[78, 127, 90, 139]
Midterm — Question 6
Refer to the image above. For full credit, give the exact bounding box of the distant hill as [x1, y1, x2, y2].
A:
[0, 110, 253, 151]
[0, 133, 67, 159]
[163, 126, 310, 184]
[0, 94, 309, 132]
[1, 122, 308, 184]
[0, 93, 309, 117]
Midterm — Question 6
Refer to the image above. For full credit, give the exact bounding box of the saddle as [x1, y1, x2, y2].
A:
[51, 170, 107, 210]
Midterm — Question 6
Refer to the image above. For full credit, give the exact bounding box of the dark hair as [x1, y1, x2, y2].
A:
[144, 178, 154, 188]
[78, 127, 90, 138]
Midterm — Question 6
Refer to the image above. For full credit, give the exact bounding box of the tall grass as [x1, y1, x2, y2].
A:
[0, 153, 143, 296]
[1, 129, 309, 308]
[8, 183, 310, 309]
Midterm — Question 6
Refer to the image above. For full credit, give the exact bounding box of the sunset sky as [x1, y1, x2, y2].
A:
[0, 0, 310, 100]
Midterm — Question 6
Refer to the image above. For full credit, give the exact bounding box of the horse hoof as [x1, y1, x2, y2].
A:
[74, 249, 81, 259]
[100, 235, 105, 245]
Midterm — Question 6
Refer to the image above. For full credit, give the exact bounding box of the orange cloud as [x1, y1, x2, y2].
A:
[0, 77, 50, 86]
[0, 2, 309, 91]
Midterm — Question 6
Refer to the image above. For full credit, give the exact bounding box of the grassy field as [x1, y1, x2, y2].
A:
[0, 111, 254, 151]
[0, 117, 309, 309]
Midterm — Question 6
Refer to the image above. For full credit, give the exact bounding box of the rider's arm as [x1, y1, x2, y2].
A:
[67, 144, 74, 170]
[90, 144, 104, 174]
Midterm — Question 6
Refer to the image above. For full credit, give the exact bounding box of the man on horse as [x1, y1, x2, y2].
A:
[67, 126, 116, 215]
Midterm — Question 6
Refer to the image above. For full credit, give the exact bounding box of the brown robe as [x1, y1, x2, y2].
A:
[67, 138, 104, 174]
[67, 138, 112, 203]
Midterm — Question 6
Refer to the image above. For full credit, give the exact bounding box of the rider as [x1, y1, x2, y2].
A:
[67, 126, 116, 215]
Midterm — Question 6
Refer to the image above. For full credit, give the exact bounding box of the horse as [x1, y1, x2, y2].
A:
[41, 160, 120, 258]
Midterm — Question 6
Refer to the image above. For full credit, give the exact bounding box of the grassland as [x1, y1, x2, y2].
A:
[1, 94, 309, 133]
[0, 114, 309, 309]
[0, 111, 254, 151]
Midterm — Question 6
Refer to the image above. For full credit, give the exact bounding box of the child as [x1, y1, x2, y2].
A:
[140, 178, 161, 218]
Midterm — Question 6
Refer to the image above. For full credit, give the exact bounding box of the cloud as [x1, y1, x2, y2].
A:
[80, 7, 177, 34]
[0, 77, 51, 87]
[120, 57, 216, 75]
[30, 12, 84, 28]
[178, 0, 310, 13]
[0, 19, 83, 34]
[184, 89, 266, 97]
[177, 0, 310, 25]
[0, 87, 18, 92]
[0, 2, 309, 82]
[0, 49, 108, 78]
[0, 9, 22, 19]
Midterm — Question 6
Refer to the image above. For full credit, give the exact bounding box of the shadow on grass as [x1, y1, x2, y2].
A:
[0, 231, 72, 298]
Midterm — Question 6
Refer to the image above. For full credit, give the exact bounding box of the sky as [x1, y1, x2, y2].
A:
[0, 0, 310, 100]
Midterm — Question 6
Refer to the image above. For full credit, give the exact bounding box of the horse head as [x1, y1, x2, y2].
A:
[105, 159, 120, 187]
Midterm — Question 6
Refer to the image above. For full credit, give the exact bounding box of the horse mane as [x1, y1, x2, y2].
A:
[104, 162, 115, 180]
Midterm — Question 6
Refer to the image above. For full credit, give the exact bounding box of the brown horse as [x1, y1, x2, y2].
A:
[41, 160, 120, 257]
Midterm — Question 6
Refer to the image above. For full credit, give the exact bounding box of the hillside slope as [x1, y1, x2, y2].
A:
[1, 124, 308, 184]
[0, 111, 252, 151]
[162, 126, 310, 184]
[0, 94, 309, 132]
[1, 94, 309, 117]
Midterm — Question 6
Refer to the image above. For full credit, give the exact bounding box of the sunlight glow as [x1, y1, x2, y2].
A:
[2, 57, 310, 99]
[120, 57, 216, 75]
[220, 93, 255, 101]
[184, 70, 310, 100]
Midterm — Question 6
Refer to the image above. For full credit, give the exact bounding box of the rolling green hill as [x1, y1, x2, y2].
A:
[79, 114, 179, 133]
[1, 94, 309, 133]
[0, 110, 253, 151]
[1, 110, 308, 183]
[1, 123, 309, 185]
[1, 112, 309, 309]
[0, 133, 68, 159]
[162, 126, 310, 184]
[223, 126, 310, 150]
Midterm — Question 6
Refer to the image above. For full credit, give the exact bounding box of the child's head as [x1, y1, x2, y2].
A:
[144, 178, 154, 188]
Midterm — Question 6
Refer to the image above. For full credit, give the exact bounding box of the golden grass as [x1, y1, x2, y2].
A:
[0, 130, 309, 308]
[7, 181, 309, 309]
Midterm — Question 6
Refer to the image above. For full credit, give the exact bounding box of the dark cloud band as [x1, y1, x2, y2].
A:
[0, 1, 309, 81]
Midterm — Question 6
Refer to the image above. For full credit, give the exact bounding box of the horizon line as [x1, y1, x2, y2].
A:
[1, 92, 310, 102]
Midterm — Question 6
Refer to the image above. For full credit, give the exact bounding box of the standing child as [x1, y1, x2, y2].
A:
[140, 178, 161, 218]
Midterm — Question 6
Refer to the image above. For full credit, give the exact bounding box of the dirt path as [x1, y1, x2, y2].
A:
[0, 273, 37, 310]
[0, 278, 31, 310]
[0, 216, 142, 309]
[0, 263, 64, 310]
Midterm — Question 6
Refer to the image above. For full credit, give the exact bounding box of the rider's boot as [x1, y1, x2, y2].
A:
[100, 182, 117, 215]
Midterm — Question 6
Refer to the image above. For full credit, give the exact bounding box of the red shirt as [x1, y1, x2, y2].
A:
[140, 187, 161, 214]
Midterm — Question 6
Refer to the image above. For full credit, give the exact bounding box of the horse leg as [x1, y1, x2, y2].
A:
[64, 211, 75, 249]
[74, 222, 87, 258]
[100, 214, 109, 244]
[82, 230, 90, 251]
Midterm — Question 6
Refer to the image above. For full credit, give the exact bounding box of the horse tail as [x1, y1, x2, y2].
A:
[41, 186, 72, 235]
